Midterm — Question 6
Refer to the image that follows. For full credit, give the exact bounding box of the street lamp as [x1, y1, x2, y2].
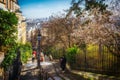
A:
[37, 30, 41, 68]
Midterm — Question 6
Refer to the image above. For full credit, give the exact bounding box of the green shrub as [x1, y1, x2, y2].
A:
[0, 10, 18, 51]
[0, 10, 18, 71]
[66, 45, 80, 65]
[46, 47, 64, 59]
[19, 42, 32, 63]
[1, 45, 18, 70]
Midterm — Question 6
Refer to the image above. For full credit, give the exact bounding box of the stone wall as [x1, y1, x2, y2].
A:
[0, 52, 4, 80]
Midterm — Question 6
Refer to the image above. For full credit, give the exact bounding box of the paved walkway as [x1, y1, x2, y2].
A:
[20, 59, 39, 80]
[20, 56, 120, 80]
[20, 56, 88, 80]
[52, 60, 120, 80]
[69, 70, 120, 80]
[20, 57, 65, 80]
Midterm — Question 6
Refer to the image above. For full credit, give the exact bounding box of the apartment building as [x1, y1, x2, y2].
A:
[0, 0, 19, 11]
[0, 0, 26, 44]
[17, 13, 27, 44]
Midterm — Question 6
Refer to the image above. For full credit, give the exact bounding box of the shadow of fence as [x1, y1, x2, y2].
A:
[39, 68, 55, 80]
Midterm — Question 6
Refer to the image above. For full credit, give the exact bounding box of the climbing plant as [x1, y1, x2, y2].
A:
[0, 10, 18, 71]
[1, 44, 18, 70]
[0, 10, 18, 51]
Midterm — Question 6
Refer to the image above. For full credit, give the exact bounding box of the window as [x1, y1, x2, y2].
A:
[6, 0, 8, 8]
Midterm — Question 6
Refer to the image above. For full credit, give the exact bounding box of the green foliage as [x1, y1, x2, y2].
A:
[74, 44, 117, 72]
[86, 0, 108, 12]
[66, 45, 80, 64]
[1, 42, 32, 70]
[1, 45, 18, 70]
[43, 47, 52, 55]
[72, 2, 82, 17]
[79, 42, 86, 49]
[48, 47, 63, 59]
[70, 0, 108, 17]
[87, 44, 98, 55]
[0, 10, 18, 70]
[19, 42, 32, 63]
[0, 10, 18, 49]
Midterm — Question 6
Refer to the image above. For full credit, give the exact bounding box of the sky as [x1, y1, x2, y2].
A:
[18, 0, 71, 19]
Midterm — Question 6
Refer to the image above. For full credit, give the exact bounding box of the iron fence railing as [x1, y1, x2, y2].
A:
[74, 44, 120, 76]
[51, 44, 120, 76]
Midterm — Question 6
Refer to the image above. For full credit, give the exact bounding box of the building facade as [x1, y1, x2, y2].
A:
[0, 0, 26, 44]
[16, 12, 26, 44]
[0, 1, 26, 79]
[0, 0, 19, 11]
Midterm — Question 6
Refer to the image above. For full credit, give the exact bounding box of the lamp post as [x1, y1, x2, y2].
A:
[37, 30, 41, 68]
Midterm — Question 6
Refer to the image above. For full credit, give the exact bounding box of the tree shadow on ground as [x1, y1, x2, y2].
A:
[63, 70, 88, 80]
[20, 68, 39, 80]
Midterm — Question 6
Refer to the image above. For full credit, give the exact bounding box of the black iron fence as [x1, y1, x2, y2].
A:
[73, 44, 120, 76]
[8, 48, 22, 80]
[51, 44, 120, 76]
